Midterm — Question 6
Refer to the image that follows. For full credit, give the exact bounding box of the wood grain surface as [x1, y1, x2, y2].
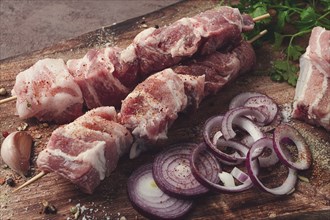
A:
[0, 0, 329, 219]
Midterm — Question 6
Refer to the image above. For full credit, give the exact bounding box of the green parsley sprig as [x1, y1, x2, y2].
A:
[229, 0, 330, 86]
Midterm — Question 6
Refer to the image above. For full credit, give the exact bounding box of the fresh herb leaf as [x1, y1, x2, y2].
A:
[274, 32, 285, 48]
[272, 60, 299, 86]
[286, 44, 305, 61]
[229, 0, 330, 86]
[276, 10, 288, 32]
[300, 7, 317, 22]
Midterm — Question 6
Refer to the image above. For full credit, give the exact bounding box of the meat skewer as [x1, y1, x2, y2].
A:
[12, 31, 264, 193]
[1, 9, 270, 124]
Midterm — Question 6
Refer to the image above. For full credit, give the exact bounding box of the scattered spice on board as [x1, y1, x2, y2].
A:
[17, 122, 29, 131]
[40, 200, 57, 214]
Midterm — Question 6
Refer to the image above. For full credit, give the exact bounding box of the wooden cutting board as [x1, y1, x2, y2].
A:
[0, 0, 329, 219]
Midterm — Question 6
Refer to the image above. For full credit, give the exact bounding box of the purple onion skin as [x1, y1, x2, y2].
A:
[127, 163, 194, 220]
[273, 124, 312, 170]
[190, 143, 253, 193]
[246, 140, 297, 195]
[244, 95, 278, 124]
[229, 92, 265, 109]
[153, 143, 221, 199]
[222, 107, 267, 140]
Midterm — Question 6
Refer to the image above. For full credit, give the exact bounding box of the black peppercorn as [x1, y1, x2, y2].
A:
[6, 177, 15, 187]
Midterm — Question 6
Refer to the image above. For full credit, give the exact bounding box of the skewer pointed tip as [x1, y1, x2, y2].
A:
[247, 30, 268, 44]
[12, 171, 47, 193]
[253, 13, 271, 22]
[0, 96, 17, 105]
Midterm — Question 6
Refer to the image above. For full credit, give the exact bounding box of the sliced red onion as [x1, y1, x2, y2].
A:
[203, 115, 223, 138]
[203, 115, 249, 164]
[127, 163, 194, 220]
[210, 139, 249, 164]
[246, 141, 297, 195]
[212, 131, 223, 145]
[273, 124, 312, 170]
[260, 113, 281, 132]
[229, 92, 265, 109]
[232, 117, 265, 142]
[241, 135, 255, 147]
[244, 95, 278, 124]
[153, 143, 220, 198]
[190, 143, 253, 193]
[231, 167, 250, 183]
[203, 115, 224, 145]
[251, 137, 279, 168]
[222, 107, 267, 140]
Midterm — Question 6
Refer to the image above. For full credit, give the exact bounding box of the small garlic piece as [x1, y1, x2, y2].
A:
[0, 131, 33, 176]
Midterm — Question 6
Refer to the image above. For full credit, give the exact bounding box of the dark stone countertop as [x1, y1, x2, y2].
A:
[0, 0, 180, 60]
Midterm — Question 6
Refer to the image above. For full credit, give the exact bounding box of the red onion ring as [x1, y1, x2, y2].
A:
[222, 107, 267, 140]
[260, 113, 281, 132]
[244, 95, 278, 125]
[240, 135, 254, 147]
[211, 139, 249, 165]
[233, 117, 265, 141]
[153, 143, 220, 198]
[229, 92, 265, 109]
[203, 115, 249, 164]
[203, 115, 224, 144]
[250, 137, 279, 168]
[246, 141, 297, 195]
[190, 143, 253, 193]
[127, 163, 194, 220]
[273, 124, 312, 170]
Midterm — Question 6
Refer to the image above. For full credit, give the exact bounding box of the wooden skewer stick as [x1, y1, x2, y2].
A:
[0, 96, 17, 105]
[12, 171, 47, 192]
[253, 13, 271, 22]
[247, 30, 268, 44]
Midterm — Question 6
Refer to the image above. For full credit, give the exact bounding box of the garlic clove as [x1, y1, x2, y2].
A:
[1, 131, 33, 176]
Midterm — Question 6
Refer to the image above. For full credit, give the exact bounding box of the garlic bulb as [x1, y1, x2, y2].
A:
[1, 131, 33, 176]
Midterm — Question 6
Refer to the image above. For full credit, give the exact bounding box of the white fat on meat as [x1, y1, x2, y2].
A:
[36, 106, 133, 194]
[119, 69, 189, 142]
[293, 27, 330, 131]
[168, 17, 202, 57]
[177, 74, 205, 108]
[44, 141, 106, 180]
[120, 44, 137, 63]
[305, 27, 330, 76]
[67, 48, 131, 109]
[12, 58, 83, 123]
[196, 7, 244, 35]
